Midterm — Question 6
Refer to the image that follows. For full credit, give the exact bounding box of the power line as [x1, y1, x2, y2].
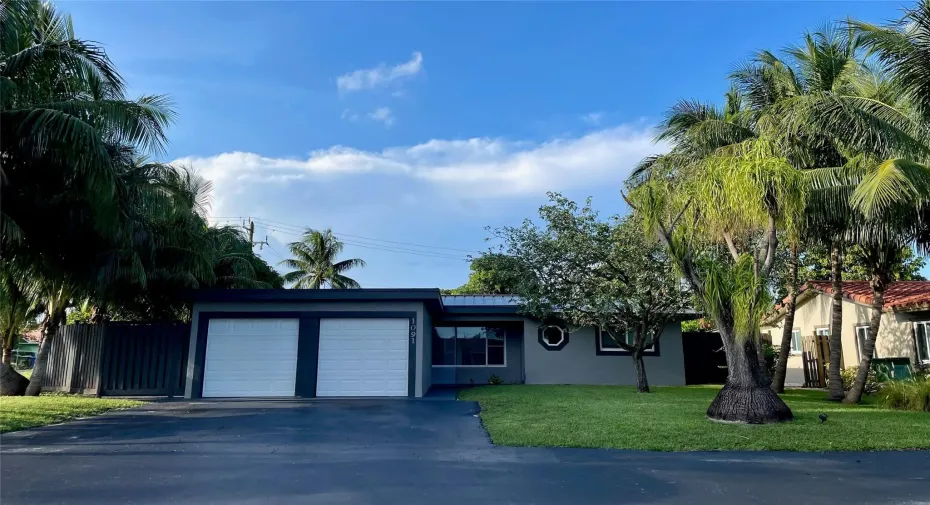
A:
[208, 216, 484, 255]
[240, 221, 468, 261]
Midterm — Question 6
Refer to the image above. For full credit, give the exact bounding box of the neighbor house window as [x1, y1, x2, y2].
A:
[598, 328, 656, 353]
[790, 329, 802, 354]
[914, 322, 930, 363]
[431, 326, 506, 367]
[855, 325, 875, 361]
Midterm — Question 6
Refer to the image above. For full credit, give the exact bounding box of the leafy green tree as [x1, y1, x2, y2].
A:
[494, 194, 690, 392]
[280, 229, 366, 289]
[448, 254, 527, 294]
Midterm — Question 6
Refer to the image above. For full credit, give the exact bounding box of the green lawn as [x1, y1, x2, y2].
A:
[0, 395, 144, 433]
[458, 385, 930, 451]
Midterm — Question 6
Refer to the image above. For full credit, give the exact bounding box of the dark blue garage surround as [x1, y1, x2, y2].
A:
[191, 311, 418, 398]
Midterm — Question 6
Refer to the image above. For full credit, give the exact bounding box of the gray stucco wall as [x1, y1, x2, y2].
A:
[185, 301, 427, 398]
[421, 309, 433, 394]
[430, 315, 525, 386]
[524, 321, 686, 386]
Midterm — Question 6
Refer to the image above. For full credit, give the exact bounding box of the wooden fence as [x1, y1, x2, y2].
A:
[44, 323, 190, 397]
[801, 333, 831, 388]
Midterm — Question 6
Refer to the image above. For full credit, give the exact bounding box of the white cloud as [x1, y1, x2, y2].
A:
[369, 107, 395, 127]
[337, 52, 423, 92]
[340, 109, 359, 122]
[175, 124, 665, 202]
[583, 112, 604, 125]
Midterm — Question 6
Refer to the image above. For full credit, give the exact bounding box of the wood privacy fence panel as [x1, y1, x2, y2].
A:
[46, 323, 190, 396]
[44, 325, 105, 394]
[682, 331, 728, 385]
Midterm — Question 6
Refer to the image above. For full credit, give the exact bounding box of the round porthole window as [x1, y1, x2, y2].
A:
[538, 324, 569, 350]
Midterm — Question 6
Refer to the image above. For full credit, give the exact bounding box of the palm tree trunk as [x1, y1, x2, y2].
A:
[2, 327, 15, 365]
[631, 350, 650, 393]
[24, 311, 63, 396]
[707, 315, 793, 423]
[843, 274, 885, 404]
[827, 243, 845, 401]
[772, 244, 799, 393]
[756, 331, 772, 386]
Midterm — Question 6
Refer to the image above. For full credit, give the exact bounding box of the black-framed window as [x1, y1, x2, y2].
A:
[597, 328, 659, 355]
[431, 326, 506, 367]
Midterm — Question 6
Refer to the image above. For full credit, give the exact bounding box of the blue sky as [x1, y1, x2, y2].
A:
[64, 1, 909, 289]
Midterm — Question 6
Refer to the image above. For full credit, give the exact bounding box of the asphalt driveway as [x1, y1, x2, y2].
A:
[2, 399, 929, 505]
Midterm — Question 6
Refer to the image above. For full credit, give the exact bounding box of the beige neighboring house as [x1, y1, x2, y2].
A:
[762, 281, 930, 386]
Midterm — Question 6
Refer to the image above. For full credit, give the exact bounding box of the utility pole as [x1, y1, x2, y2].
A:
[245, 217, 269, 250]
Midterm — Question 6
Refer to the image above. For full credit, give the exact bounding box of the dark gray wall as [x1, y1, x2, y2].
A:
[421, 309, 433, 393]
[524, 321, 686, 386]
[430, 315, 525, 386]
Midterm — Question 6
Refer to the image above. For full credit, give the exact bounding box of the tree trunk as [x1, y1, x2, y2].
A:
[632, 351, 650, 393]
[707, 321, 793, 424]
[24, 313, 62, 396]
[772, 243, 798, 393]
[0, 362, 28, 396]
[1, 346, 11, 365]
[756, 332, 772, 386]
[844, 276, 885, 404]
[827, 243, 845, 401]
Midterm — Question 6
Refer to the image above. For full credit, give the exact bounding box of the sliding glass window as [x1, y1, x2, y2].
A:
[432, 326, 507, 367]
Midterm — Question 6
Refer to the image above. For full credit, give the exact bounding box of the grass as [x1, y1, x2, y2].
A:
[458, 385, 930, 451]
[0, 394, 144, 433]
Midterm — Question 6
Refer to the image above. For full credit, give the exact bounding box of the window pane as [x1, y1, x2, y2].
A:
[601, 330, 621, 349]
[857, 326, 874, 359]
[484, 327, 506, 342]
[488, 339, 504, 365]
[791, 330, 801, 352]
[917, 323, 929, 362]
[432, 327, 456, 365]
[456, 327, 486, 366]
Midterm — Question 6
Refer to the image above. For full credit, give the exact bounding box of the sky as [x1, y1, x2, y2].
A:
[62, 1, 911, 289]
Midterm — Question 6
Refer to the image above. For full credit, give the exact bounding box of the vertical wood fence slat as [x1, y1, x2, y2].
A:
[43, 323, 190, 396]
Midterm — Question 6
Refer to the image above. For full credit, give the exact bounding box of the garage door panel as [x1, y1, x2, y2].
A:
[203, 318, 299, 397]
[316, 318, 409, 397]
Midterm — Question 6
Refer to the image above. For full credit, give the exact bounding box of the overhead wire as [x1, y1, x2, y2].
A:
[207, 216, 484, 255]
[207, 216, 475, 261]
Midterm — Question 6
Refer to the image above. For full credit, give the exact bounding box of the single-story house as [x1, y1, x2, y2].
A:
[184, 289, 692, 398]
[761, 281, 930, 384]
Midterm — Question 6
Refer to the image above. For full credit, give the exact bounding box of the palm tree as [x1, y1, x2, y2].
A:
[280, 229, 366, 289]
[627, 84, 806, 422]
[853, 1, 930, 122]
[0, 1, 283, 395]
[731, 24, 865, 398]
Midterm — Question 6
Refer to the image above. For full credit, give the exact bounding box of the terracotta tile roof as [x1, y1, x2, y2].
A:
[21, 329, 42, 343]
[802, 280, 930, 311]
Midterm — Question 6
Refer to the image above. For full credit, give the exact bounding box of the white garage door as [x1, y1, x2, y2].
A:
[203, 318, 299, 397]
[316, 318, 409, 397]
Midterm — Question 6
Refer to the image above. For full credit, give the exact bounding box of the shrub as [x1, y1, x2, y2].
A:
[488, 374, 503, 385]
[876, 378, 930, 412]
[839, 366, 881, 394]
[762, 342, 777, 378]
